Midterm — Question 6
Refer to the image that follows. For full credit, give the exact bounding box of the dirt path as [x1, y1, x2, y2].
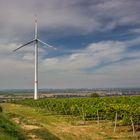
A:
[12, 117, 42, 140]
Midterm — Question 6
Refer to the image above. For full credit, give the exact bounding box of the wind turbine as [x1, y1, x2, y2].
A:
[13, 16, 56, 100]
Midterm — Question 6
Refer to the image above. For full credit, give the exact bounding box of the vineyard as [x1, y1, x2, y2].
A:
[12, 96, 140, 125]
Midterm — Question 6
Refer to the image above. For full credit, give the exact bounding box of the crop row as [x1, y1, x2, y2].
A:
[12, 96, 140, 125]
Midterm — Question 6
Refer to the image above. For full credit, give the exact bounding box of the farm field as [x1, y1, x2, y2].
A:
[0, 96, 140, 140]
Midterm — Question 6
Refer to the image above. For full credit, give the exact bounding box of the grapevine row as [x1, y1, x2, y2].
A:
[12, 96, 140, 125]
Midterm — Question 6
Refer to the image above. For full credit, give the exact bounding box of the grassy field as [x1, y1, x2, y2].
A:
[0, 109, 26, 140]
[0, 102, 140, 140]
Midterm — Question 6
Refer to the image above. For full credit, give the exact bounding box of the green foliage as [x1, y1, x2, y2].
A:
[0, 106, 2, 112]
[90, 93, 99, 97]
[0, 114, 26, 140]
[0, 132, 16, 140]
[12, 96, 140, 125]
[31, 128, 60, 140]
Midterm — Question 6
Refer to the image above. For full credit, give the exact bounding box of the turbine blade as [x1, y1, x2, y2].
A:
[37, 39, 57, 50]
[13, 39, 35, 52]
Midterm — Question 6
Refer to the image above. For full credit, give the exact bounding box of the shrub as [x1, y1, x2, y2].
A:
[90, 93, 99, 97]
[0, 106, 2, 112]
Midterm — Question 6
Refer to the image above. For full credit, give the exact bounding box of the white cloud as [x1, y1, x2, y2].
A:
[41, 40, 126, 71]
[0, 0, 140, 88]
[130, 28, 140, 34]
[1, 33, 140, 88]
[0, 37, 140, 88]
[22, 53, 34, 61]
[37, 37, 140, 88]
[0, 0, 140, 41]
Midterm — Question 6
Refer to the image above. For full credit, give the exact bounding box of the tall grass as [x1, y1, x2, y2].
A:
[0, 112, 26, 140]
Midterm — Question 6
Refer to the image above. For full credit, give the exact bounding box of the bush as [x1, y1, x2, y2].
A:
[0, 106, 2, 112]
[90, 93, 99, 97]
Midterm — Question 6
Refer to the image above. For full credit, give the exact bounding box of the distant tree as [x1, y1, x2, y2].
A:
[0, 106, 2, 112]
[90, 93, 99, 97]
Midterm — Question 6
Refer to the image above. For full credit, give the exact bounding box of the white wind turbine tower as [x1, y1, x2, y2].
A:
[13, 16, 56, 100]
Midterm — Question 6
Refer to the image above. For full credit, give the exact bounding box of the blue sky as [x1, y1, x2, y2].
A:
[0, 0, 140, 89]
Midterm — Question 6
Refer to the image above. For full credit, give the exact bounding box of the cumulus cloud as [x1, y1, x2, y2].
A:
[0, 0, 140, 88]
[0, 0, 140, 41]
[0, 36, 140, 88]
[36, 37, 140, 88]
[41, 40, 125, 71]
